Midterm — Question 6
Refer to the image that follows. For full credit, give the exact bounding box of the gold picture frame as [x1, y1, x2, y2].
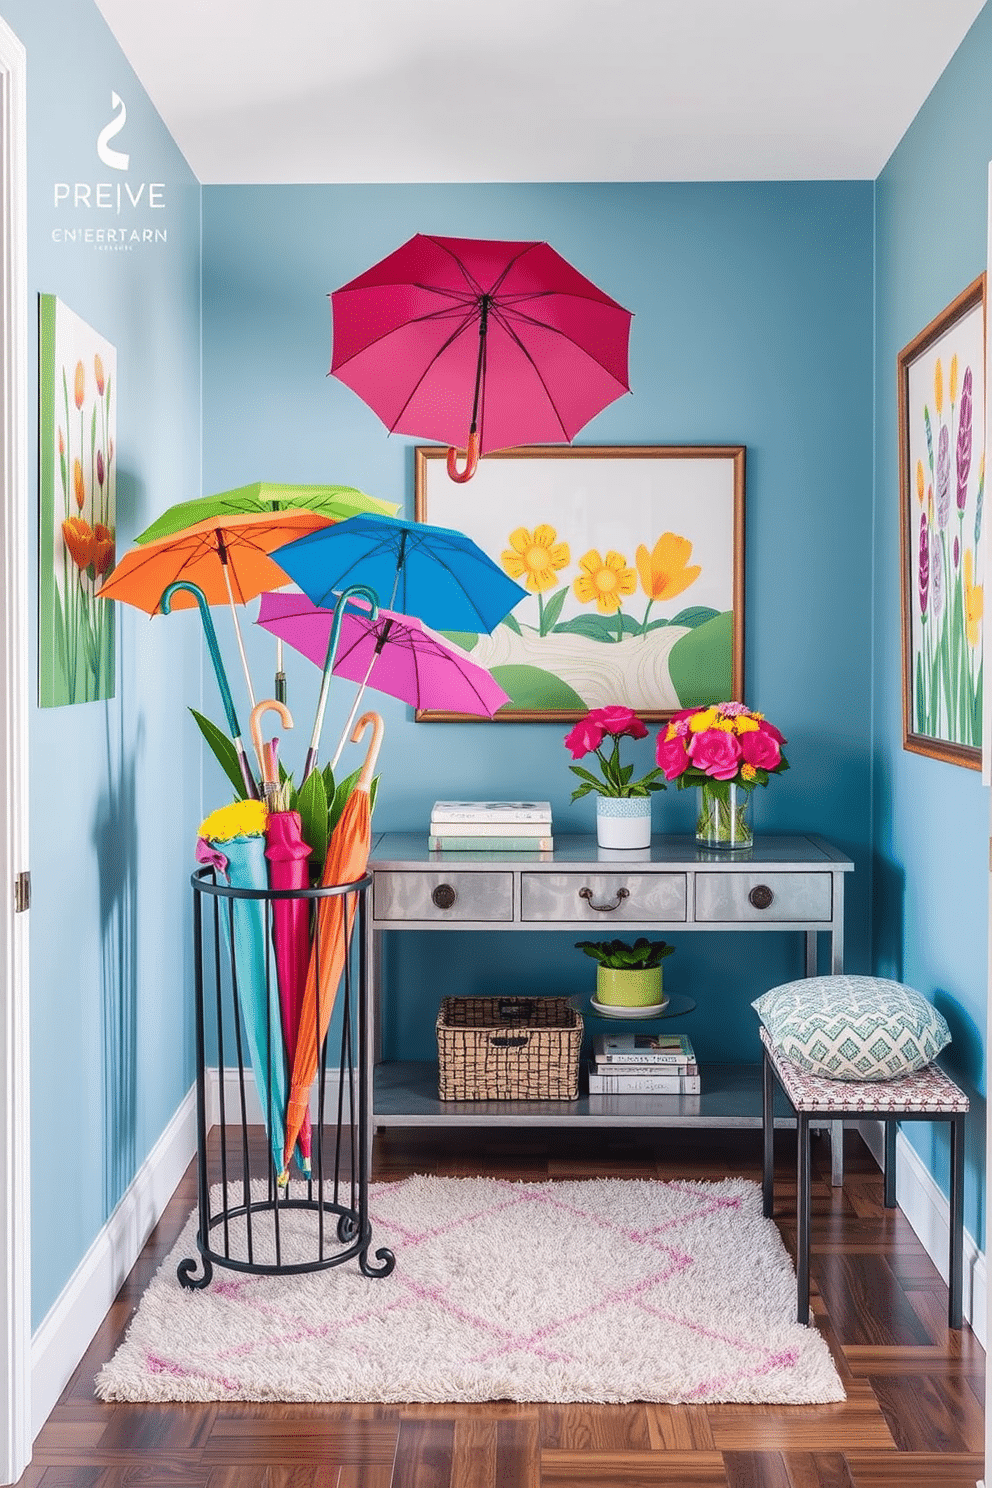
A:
[414, 444, 745, 723]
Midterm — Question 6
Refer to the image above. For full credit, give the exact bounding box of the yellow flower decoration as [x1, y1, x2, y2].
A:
[501, 525, 570, 593]
[950, 353, 959, 406]
[916, 459, 925, 505]
[635, 532, 702, 601]
[198, 799, 268, 842]
[741, 762, 757, 782]
[688, 706, 718, 732]
[964, 550, 984, 648]
[573, 549, 637, 614]
[934, 358, 944, 416]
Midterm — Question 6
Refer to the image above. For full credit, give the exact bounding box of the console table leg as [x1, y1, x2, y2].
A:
[830, 1120, 844, 1187]
[762, 1049, 775, 1217]
[797, 1113, 811, 1324]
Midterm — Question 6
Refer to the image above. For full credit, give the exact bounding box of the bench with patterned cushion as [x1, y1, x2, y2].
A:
[760, 1027, 968, 1328]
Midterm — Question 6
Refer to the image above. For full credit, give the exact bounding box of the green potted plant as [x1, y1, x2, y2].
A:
[575, 937, 675, 1007]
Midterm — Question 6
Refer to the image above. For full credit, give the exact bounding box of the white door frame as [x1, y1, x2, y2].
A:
[0, 15, 31, 1484]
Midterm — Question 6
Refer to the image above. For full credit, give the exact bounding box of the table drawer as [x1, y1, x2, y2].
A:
[521, 872, 687, 924]
[373, 870, 513, 922]
[694, 872, 832, 923]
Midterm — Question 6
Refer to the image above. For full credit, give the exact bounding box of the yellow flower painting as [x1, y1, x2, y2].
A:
[416, 445, 743, 718]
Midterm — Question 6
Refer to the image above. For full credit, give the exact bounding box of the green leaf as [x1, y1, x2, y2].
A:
[567, 764, 605, 789]
[189, 708, 249, 799]
[438, 629, 480, 652]
[501, 612, 522, 636]
[552, 613, 640, 641]
[541, 585, 569, 635]
[667, 605, 719, 629]
[297, 768, 329, 882]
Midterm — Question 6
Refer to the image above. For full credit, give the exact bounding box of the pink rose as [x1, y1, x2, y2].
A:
[656, 733, 691, 778]
[741, 728, 782, 770]
[564, 718, 605, 759]
[688, 728, 742, 780]
[756, 718, 787, 746]
[586, 705, 648, 740]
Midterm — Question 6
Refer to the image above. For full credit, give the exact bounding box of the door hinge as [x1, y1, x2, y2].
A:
[13, 872, 29, 913]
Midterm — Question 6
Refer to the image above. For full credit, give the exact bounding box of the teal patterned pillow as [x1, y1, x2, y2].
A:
[752, 976, 951, 1081]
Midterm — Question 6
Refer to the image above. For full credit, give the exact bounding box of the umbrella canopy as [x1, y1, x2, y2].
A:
[273, 513, 527, 634]
[99, 508, 334, 709]
[257, 590, 510, 721]
[134, 481, 399, 545]
[99, 509, 330, 613]
[330, 233, 632, 479]
[282, 711, 383, 1179]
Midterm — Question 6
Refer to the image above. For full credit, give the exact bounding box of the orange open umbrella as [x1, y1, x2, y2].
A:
[281, 710, 383, 1180]
[99, 508, 334, 708]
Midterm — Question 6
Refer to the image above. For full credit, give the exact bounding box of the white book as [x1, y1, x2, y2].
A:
[431, 800, 552, 824]
[429, 818, 552, 837]
[593, 1032, 696, 1065]
[591, 1059, 698, 1078]
[428, 835, 554, 852]
[587, 1063, 701, 1095]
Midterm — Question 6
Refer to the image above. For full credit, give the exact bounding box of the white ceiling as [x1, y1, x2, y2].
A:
[93, 0, 987, 184]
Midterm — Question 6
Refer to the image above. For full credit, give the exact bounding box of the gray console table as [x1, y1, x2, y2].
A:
[364, 833, 854, 1172]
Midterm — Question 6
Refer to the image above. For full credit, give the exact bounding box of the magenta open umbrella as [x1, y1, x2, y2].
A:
[330, 234, 632, 480]
[257, 591, 510, 763]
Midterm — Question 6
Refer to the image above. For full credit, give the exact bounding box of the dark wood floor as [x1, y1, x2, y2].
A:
[19, 1123, 985, 1487]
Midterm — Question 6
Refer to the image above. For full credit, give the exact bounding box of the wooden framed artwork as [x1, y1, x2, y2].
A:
[38, 294, 117, 706]
[898, 275, 985, 768]
[414, 444, 745, 722]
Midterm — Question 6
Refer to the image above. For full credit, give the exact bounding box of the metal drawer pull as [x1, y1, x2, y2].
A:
[749, 884, 774, 910]
[579, 886, 630, 912]
[432, 883, 457, 909]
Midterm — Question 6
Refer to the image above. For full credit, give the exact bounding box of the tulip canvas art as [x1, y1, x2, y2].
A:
[414, 445, 745, 721]
[39, 295, 117, 706]
[898, 275, 985, 769]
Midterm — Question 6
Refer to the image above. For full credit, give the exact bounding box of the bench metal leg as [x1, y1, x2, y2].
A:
[797, 1112, 811, 1324]
[829, 1119, 844, 1186]
[883, 1119, 897, 1208]
[949, 1114, 965, 1329]
[762, 1048, 775, 1217]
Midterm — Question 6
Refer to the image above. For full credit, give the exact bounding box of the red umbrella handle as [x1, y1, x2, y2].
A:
[446, 431, 480, 483]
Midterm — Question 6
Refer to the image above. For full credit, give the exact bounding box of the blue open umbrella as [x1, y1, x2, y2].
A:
[272, 513, 527, 635]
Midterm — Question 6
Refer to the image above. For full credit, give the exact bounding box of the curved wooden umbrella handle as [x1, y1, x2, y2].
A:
[250, 698, 293, 784]
[352, 711, 384, 792]
[446, 430, 480, 483]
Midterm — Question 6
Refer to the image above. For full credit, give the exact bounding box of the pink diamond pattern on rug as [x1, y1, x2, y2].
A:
[97, 1174, 845, 1406]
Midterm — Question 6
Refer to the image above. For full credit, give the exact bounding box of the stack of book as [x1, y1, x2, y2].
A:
[587, 1032, 700, 1094]
[429, 800, 553, 852]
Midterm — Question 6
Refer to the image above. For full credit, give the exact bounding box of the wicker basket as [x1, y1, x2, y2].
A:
[436, 996, 583, 1101]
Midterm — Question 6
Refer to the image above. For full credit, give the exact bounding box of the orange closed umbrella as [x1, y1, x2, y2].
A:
[281, 710, 383, 1180]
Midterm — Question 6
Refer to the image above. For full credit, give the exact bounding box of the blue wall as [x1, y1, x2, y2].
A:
[0, 0, 203, 1328]
[874, 3, 991, 1245]
[202, 182, 876, 1064]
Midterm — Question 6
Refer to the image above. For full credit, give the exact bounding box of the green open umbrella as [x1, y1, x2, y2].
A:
[134, 482, 399, 546]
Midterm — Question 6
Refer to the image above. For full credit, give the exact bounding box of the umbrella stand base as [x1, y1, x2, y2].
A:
[182, 868, 394, 1287]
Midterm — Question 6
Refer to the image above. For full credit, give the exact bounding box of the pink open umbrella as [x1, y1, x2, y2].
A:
[256, 591, 510, 763]
[330, 234, 632, 480]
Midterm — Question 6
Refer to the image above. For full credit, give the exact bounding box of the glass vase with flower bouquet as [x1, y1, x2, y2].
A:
[655, 702, 789, 849]
[564, 705, 666, 849]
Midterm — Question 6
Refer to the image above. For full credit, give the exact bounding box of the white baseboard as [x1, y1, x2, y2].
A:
[29, 1067, 349, 1438]
[30, 1083, 198, 1436]
[855, 1119, 986, 1344]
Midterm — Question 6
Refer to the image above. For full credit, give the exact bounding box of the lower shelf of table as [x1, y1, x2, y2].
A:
[373, 1061, 798, 1130]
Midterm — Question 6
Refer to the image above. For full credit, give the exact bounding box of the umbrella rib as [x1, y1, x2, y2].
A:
[384, 306, 482, 436]
[481, 304, 572, 442]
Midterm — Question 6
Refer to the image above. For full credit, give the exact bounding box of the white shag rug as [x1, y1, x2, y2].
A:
[96, 1174, 844, 1405]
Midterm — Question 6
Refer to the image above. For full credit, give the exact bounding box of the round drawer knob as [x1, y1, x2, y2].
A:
[432, 883, 457, 910]
[749, 884, 774, 910]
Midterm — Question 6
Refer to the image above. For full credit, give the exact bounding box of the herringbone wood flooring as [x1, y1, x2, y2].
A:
[18, 1125, 985, 1487]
